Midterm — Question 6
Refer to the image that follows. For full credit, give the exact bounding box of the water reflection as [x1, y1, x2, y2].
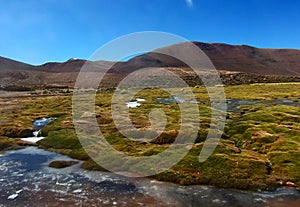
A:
[155, 96, 300, 113]
[33, 118, 54, 131]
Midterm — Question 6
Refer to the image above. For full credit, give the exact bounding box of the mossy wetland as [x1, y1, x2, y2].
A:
[0, 82, 300, 191]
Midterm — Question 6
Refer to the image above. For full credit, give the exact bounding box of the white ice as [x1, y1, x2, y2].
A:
[21, 137, 45, 143]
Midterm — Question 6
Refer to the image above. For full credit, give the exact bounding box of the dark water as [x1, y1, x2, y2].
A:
[0, 147, 299, 207]
[156, 96, 300, 113]
[226, 99, 300, 112]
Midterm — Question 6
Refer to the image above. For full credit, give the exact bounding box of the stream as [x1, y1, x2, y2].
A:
[1, 99, 300, 207]
[0, 147, 300, 207]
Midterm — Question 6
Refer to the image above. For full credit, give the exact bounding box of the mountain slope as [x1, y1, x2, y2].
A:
[194, 42, 300, 75]
[111, 42, 300, 76]
[0, 42, 300, 90]
[0, 56, 34, 71]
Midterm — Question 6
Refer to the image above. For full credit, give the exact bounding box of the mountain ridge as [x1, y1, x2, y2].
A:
[1, 41, 300, 90]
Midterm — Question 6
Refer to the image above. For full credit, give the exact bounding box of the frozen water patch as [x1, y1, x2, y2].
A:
[73, 189, 82, 193]
[16, 189, 23, 194]
[126, 101, 141, 108]
[254, 198, 267, 203]
[126, 98, 145, 108]
[7, 189, 23, 200]
[32, 130, 40, 137]
[136, 98, 146, 102]
[7, 194, 18, 200]
[21, 137, 45, 143]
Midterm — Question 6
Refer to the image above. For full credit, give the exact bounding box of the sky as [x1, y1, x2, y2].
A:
[0, 0, 300, 65]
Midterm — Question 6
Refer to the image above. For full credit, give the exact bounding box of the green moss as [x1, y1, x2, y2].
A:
[0, 83, 300, 190]
[39, 129, 80, 149]
[225, 83, 300, 100]
[0, 137, 34, 152]
[150, 130, 178, 144]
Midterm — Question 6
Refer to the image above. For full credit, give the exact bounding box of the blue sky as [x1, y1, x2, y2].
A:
[0, 0, 300, 65]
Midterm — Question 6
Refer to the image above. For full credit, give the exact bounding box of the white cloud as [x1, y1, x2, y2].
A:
[185, 0, 193, 8]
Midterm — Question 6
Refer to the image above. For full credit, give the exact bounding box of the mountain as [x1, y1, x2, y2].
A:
[111, 42, 300, 76]
[193, 42, 300, 76]
[0, 57, 118, 89]
[0, 56, 34, 71]
[0, 42, 300, 90]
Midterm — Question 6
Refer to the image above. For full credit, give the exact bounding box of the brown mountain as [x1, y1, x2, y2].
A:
[0, 42, 300, 90]
[0, 58, 117, 89]
[111, 42, 300, 76]
[0, 56, 34, 71]
[193, 42, 300, 75]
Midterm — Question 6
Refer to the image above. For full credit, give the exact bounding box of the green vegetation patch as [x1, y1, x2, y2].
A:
[0, 83, 299, 190]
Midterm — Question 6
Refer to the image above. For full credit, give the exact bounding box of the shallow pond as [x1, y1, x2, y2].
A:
[226, 99, 300, 112]
[0, 147, 299, 207]
[33, 118, 54, 131]
[155, 96, 300, 113]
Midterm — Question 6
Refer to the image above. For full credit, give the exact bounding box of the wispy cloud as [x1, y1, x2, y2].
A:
[185, 0, 193, 8]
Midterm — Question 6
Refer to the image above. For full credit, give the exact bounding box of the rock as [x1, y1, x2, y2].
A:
[48, 160, 78, 169]
[286, 181, 297, 187]
[279, 181, 297, 187]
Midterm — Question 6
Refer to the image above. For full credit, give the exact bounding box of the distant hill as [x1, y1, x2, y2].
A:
[0, 56, 34, 71]
[0, 42, 300, 90]
[111, 42, 300, 76]
[194, 42, 300, 76]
